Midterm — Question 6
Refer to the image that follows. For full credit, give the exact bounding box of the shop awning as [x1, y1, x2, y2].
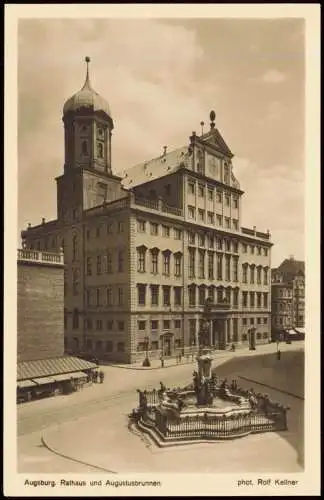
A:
[17, 355, 98, 381]
[69, 371, 88, 379]
[32, 376, 56, 385]
[53, 372, 87, 382]
[294, 328, 305, 335]
[17, 379, 36, 389]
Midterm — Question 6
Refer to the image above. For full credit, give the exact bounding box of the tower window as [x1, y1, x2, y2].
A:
[97, 142, 104, 159]
[82, 140, 88, 156]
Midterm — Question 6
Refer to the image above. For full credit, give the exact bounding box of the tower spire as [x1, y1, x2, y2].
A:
[82, 56, 92, 90]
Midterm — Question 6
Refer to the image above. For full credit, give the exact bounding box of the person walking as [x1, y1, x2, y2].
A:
[99, 370, 104, 384]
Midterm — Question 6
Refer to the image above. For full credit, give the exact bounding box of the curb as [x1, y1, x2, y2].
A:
[238, 376, 304, 400]
[41, 434, 117, 474]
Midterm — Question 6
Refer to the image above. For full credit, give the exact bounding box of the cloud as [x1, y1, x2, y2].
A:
[233, 157, 304, 265]
[261, 69, 286, 84]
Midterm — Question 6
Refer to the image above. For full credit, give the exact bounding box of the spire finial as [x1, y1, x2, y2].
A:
[200, 121, 205, 136]
[83, 56, 91, 89]
[210, 110, 216, 129]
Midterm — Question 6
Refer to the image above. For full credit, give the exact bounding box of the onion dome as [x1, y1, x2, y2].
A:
[63, 57, 112, 118]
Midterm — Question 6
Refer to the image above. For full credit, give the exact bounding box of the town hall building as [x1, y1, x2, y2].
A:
[21, 58, 273, 363]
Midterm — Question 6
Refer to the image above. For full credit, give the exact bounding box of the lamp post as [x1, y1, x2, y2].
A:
[142, 336, 151, 367]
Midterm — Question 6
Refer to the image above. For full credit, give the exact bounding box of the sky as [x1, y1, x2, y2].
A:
[18, 18, 305, 267]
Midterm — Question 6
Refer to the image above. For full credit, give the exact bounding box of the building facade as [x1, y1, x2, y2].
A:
[21, 59, 273, 363]
[271, 257, 305, 336]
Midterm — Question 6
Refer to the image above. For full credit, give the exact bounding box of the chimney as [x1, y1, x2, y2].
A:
[163, 146, 167, 157]
[42, 218, 46, 225]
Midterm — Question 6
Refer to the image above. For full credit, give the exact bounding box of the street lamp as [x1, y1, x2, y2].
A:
[142, 336, 151, 367]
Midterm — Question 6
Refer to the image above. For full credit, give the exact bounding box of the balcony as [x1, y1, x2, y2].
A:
[17, 248, 64, 266]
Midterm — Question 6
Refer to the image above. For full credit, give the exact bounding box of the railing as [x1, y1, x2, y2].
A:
[134, 197, 159, 211]
[133, 195, 183, 218]
[241, 227, 271, 240]
[17, 249, 64, 265]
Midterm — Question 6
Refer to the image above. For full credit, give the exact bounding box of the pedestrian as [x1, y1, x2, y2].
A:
[99, 370, 104, 384]
[277, 350, 281, 361]
[179, 353, 182, 364]
[160, 356, 165, 368]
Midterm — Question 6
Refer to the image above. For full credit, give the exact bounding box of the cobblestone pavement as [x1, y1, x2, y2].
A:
[17, 342, 304, 474]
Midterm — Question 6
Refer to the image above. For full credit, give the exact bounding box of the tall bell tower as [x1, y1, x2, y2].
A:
[56, 57, 121, 222]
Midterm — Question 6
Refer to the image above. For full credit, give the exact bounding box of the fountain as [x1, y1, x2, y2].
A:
[129, 335, 290, 447]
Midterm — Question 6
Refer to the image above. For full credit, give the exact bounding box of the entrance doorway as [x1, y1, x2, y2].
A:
[162, 336, 172, 357]
[212, 319, 227, 350]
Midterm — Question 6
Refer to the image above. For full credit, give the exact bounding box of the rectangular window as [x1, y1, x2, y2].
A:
[233, 198, 238, 209]
[86, 257, 92, 276]
[189, 286, 196, 306]
[207, 212, 214, 225]
[163, 320, 170, 330]
[232, 257, 238, 282]
[198, 234, 205, 247]
[263, 317, 268, 324]
[225, 217, 230, 228]
[264, 268, 269, 285]
[96, 288, 101, 306]
[151, 251, 158, 274]
[225, 195, 230, 206]
[242, 243, 247, 253]
[151, 285, 159, 306]
[250, 245, 255, 254]
[106, 252, 112, 273]
[107, 223, 113, 234]
[232, 219, 238, 230]
[162, 225, 170, 237]
[188, 206, 195, 219]
[118, 250, 124, 272]
[257, 292, 262, 308]
[257, 246, 262, 255]
[188, 231, 195, 245]
[208, 252, 214, 280]
[174, 254, 182, 277]
[118, 322, 125, 332]
[137, 220, 146, 233]
[225, 239, 231, 252]
[242, 265, 248, 283]
[257, 267, 261, 284]
[189, 319, 196, 344]
[233, 242, 238, 253]
[106, 287, 112, 306]
[163, 253, 170, 275]
[208, 188, 213, 201]
[150, 222, 158, 236]
[242, 292, 248, 308]
[96, 319, 102, 330]
[117, 221, 124, 233]
[137, 248, 146, 273]
[198, 184, 205, 197]
[174, 320, 181, 329]
[174, 287, 182, 306]
[189, 248, 195, 278]
[225, 255, 231, 281]
[250, 266, 255, 284]
[208, 286, 214, 302]
[198, 250, 205, 279]
[217, 254, 223, 280]
[188, 182, 195, 194]
[106, 341, 113, 352]
[199, 286, 206, 306]
[118, 287, 124, 306]
[151, 320, 158, 330]
[263, 293, 268, 309]
[96, 255, 102, 275]
[250, 292, 255, 308]
[107, 320, 113, 331]
[163, 286, 171, 306]
[233, 289, 239, 307]
[243, 318, 247, 325]
[216, 215, 222, 227]
[216, 191, 222, 203]
[208, 234, 214, 249]
[250, 318, 255, 325]
[174, 228, 182, 240]
[198, 209, 205, 222]
[138, 321, 146, 331]
[138, 284, 146, 306]
[257, 317, 261, 324]
[263, 248, 268, 257]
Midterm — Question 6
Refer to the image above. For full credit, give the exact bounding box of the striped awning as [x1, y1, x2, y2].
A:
[17, 379, 36, 389]
[17, 355, 97, 381]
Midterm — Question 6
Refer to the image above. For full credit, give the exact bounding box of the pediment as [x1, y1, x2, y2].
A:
[200, 128, 233, 158]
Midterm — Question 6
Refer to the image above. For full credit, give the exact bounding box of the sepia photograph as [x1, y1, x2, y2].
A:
[4, 4, 320, 497]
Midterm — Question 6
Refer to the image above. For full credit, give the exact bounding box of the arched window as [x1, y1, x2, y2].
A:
[82, 140, 88, 156]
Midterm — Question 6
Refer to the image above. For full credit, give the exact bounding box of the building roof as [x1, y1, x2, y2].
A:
[63, 57, 112, 119]
[17, 355, 97, 381]
[272, 257, 305, 283]
[119, 145, 191, 189]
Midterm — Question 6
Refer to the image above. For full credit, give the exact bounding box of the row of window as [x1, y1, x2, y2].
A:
[87, 220, 125, 240]
[188, 249, 239, 281]
[188, 232, 239, 252]
[86, 250, 125, 276]
[86, 287, 126, 307]
[80, 139, 104, 159]
[138, 319, 182, 331]
[137, 247, 182, 275]
[242, 264, 269, 285]
[187, 207, 239, 230]
[187, 182, 239, 207]
[242, 317, 269, 325]
[137, 284, 183, 306]
[84, 318, 125, 331]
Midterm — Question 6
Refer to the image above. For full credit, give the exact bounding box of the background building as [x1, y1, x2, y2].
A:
[271, 256, 305, 338]
[21, 59, 273, 363]
[17, 247, 97, 399]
